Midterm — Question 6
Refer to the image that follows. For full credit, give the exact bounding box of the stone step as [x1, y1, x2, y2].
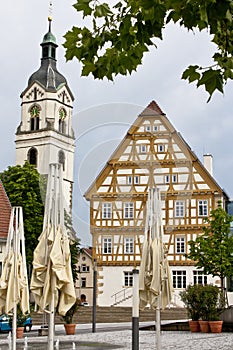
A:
[31, 307, 188, 325]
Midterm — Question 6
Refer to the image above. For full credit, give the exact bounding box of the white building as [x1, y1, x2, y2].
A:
[15, 19, 75, 213]
[85, 101, 228, 307]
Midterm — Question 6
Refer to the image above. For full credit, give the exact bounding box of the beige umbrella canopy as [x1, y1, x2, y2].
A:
[139, 188, 173, 349]
[0, 207, 29, 350]
[31, 224, 76, 315]
[30, 163, 76, 350]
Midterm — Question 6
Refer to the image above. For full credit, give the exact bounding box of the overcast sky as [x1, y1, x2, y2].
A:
[1, 1, 233, 246]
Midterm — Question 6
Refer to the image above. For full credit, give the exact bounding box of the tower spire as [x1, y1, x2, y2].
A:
[48, 0, 53, 22]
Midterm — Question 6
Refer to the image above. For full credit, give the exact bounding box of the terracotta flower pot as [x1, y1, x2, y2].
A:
[199, 320, 210, 333]
[188, 320, 200, 332]
[16, 327, 24, 338]
[64, 323, 76, 335]
[209, 320, 223, 333]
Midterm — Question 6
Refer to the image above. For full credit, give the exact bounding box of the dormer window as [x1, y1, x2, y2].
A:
[30, 105, 40, 131]
[59, 108, 66, 133]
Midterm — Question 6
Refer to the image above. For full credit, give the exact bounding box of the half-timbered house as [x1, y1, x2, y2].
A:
[85, 101, 228, 306]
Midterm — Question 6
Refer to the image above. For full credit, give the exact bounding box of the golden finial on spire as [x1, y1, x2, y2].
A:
[48, 0, 53, 21]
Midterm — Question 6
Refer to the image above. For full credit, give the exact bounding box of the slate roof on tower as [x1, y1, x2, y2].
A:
[26, 19, 68, 93]
[0, 181, 11, 238]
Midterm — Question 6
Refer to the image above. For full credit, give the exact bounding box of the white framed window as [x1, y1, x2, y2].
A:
[140, 145, 147, 153]
[198, 200, 208, 216]
[176, 236, 185, 254]
[124, 237, 134, 254]
[193, 271, 207, 285]
[172, 174, 177, 183]
[153, 125, 158, 132]
[165, 174, 177, 183]
[102, 202, 112, 219]
[172, 271, 186, 289]
[134, 175, 140, 184]
[124, 202, 134, 219]
[175, 201, 185, 217]
[81, 264, 90, 273]
[127, 176, 139, 185]
[124, 271, 133, 287]
[165, 175, 170, 183]
[81, 277, 86, 288]
[158, 144, 165, 152]
[145, 125, 151, 132]
[127, 176, 132, 185]
[103, 237, 112, 254]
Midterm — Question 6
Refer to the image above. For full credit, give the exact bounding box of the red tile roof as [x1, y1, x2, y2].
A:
[140, 100, 164, 116]
[83, 247, 93, 258]
[0, 181, 11, 238]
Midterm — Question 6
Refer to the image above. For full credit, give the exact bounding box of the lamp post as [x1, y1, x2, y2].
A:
[92, 258, 97, 333]
[132, 269, 139, 350]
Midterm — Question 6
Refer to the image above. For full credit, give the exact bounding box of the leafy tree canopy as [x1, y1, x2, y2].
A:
[186, 204, 233, 288]
[0, 162, 44, 265]
[64, 0, 233, 101]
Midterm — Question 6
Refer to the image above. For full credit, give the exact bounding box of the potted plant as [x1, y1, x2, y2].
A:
[9, 305, 30, 338]
[202, 284, 223, 333]
[180, 284, 202, 332]
[199, 284, 223, 333]
[62, 298, 80, 335]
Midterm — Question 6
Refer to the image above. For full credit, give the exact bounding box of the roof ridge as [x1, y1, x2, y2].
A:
[140, 100, 164, 116]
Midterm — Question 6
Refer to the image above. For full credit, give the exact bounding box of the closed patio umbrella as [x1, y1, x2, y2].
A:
[139, 187, 173, 350]
[30, 163, 76, 350]
[0, 207, 29, 350]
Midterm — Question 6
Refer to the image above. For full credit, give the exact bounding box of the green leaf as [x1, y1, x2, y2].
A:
[73, 0, 92, 17]
[197, 69, 223, 100]
[81, 61, 96, 76]
[181, 65, 200, 82]
[94, 3, 112, 17]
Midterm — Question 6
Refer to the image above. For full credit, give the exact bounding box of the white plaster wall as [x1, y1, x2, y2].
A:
[170, 266, 219, 307]
[97, 265, 221, 308]
[97, 266, 134, 307]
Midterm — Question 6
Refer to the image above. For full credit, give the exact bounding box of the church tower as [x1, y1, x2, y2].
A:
[15, 18, 75, 213]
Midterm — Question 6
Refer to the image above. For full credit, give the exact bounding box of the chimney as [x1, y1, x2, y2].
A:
[203, 154, 213, 176]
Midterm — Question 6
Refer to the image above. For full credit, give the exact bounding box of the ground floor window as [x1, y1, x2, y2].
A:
[124, 271, 133, 287]
[193, 271, 207, 285]
[172, 270, 186, 288]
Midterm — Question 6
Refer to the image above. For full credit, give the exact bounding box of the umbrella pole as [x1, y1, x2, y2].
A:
[12, 208, 19, 350]
[48, 273, 55, 350]
[156, 295, 161, 350]
[12, 304, 17, 350]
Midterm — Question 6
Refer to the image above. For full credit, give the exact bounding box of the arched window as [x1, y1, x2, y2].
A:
[58, 150, 65, 171]
[59, 108, 66, 133]
[28, 147, 38, 166]
[30, 105, 40, 131]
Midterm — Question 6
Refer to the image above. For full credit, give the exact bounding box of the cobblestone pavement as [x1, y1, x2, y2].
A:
[74, 329, 233, 350]
[0, 323, 232, 349]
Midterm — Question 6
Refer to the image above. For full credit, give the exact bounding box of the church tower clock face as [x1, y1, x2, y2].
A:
[15, 18, 75, 213]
